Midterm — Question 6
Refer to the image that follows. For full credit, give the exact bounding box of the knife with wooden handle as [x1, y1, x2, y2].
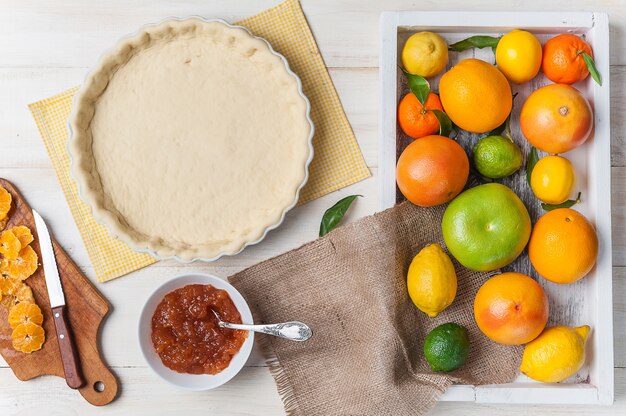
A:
[33, 209, 85, 389]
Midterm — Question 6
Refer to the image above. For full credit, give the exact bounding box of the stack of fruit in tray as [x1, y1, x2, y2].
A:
[397, 31, 600, 382]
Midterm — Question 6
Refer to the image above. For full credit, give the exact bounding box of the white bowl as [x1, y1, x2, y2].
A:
[138, 273, 254, 390]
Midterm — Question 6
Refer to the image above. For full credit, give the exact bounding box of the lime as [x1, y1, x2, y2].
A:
[473, 135, 523, 179]
[442, 183, 531, 271]
[424, 322, 470, 372]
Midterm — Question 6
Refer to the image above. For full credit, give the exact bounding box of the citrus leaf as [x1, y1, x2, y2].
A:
[525, 146, 539, 186]
[541, 192, 582, 211]
[431, 110, 453, 137]
[319, 195, 361, 237]
[448, 35, 501, 52]
[581, 52, 602, 86]
[401, 69, 430, 105]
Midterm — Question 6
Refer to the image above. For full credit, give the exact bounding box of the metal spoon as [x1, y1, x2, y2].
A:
[211, 310, 312, 342]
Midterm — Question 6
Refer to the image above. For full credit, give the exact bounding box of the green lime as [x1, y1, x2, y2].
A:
[423, 322, 470, 372]
[473, 135, 523, 179]
[441, 183, 531, 271]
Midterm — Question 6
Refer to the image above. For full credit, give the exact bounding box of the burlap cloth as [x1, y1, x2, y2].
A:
[230, 201, 523, 415]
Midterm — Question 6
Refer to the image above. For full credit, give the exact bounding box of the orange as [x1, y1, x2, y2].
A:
[439, 58, 512, 133]
[0, 217, 7, 232]
[0, 245, 39, 281]
[11, 322, 45, 353]
[8, 301, 43, 329]
[11, 226, 34, 248]
[529, 208, 598, 284]
[474, 272, 549, 345]
[0, 229, 21, 259]
[520, 84, 593, 154]
[396, 135, 469, 206]
[398, 92, 444, 139]
[0, 186, 11, 220]
[542, 34, 593, 84]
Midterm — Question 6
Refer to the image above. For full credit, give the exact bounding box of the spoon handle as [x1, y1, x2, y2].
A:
[219, 321, 313, 342]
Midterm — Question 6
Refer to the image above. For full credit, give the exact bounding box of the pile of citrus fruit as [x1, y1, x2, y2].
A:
[0, 185, 46, 354]
[399, 30, 601, 382]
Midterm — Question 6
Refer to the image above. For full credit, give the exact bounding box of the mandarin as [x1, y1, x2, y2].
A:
[520, 84, 592, 154]
[474, 272, 549, 345]
[0, 186, 11, 220]
[11, 322, 45, 353]
[396, 135, 469, 206]
[0, 229, 21, 260]
[11, 226, 34, 248]
[542, 34, 593, 84]
[529, 208, 598, 284]
[1, 245, 38, 281]
[8, 301, 43, 329]
[398, 92, 444, 139]
[439, 58, 512, 133]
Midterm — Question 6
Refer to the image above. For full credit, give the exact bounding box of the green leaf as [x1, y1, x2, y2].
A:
[402, 69, 430, 105]
[581, 52, 602, 86]
[448, 35, 501, 52]
[431, 110, 453, 137]
[319, 195, 361, 237]
[541, 192, 582, 211]
[525, 147, 539, 186]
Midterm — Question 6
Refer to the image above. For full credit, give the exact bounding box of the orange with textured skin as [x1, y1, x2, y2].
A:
[520, 84, 593, 154]
[439, 58, 512, 133]
[529, 208, 598, 284]
[398, 92, 444, 139]
[474, 272, 549, 345]
[542, 34, 593, 84]
[396, 135, 469, 207]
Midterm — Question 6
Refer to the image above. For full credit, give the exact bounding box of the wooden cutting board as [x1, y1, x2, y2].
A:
[0, 178, 118, 406]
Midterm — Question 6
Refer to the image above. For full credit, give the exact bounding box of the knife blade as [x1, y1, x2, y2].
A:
[33, 209, 85, 389]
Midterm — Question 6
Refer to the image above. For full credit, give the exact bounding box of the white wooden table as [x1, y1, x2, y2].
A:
[0, 1, 624, 414]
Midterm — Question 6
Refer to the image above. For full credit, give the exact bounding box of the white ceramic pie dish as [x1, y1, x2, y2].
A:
[67, 17, 314, 262]
[138, 273, 254, 390]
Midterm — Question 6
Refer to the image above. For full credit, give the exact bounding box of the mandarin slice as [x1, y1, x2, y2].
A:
[0, 217, 7, 232]
[1, 245, 38, 280]
[11, 322, 45, 353]
[0, 272, 19, 298]
[0, 187, 11, 220]
[8, 301, 43, 329]
[11, 226, 34, 248]
[11, 282, 35, 305]
[0, 229, 21, 260]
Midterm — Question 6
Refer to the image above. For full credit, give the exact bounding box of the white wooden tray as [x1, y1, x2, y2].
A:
[379, 11, 613, 405]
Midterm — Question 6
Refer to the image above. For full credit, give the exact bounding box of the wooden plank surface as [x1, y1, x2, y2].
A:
[0, 0, 624, 414]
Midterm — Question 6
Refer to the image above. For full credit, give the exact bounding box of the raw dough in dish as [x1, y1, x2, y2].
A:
[69, 19, 312, 260]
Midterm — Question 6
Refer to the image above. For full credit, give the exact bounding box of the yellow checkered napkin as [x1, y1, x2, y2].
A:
[28, 0, 370, 283]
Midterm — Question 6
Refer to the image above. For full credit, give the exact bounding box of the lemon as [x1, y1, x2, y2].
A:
[401, 32, 448, 77]
[530, 155, 576, 204]
[521, 325, 590, 383]
[496, 29, 542, 84]
[407, 244, 457, 317]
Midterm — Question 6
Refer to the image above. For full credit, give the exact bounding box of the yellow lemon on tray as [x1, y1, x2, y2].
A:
[521, 325, 590, 383]
[439, 58, 512, 133]
[495, 29, 543, 84]
[407, 243, 457, 318]
[530, 155, 575, 204]
[401, 32, 449, 77]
